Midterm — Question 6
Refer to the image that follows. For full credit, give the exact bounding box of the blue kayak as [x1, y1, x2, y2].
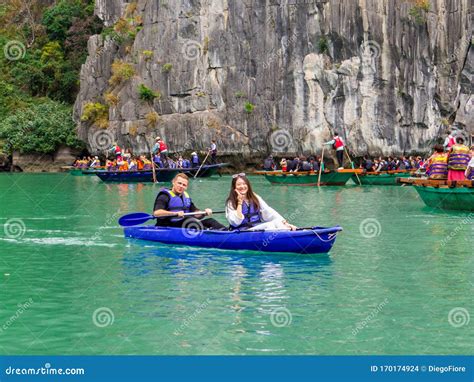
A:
[123, 225, 342, 254]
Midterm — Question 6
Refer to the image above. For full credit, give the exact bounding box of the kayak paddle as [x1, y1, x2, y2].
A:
[118, 210, 225, 226]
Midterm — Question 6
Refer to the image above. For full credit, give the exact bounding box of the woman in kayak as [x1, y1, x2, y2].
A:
[226, 174, 297, 231]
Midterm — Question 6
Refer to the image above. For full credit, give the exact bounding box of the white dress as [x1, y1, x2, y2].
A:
[226, 195, 289, 231]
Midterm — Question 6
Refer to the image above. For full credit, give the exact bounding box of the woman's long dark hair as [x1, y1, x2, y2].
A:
[226, 175, 260, 210]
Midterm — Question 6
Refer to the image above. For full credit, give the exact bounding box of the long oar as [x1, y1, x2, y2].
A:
[344, 147, 361, 185]
[317, 146, 325, 187]
[194, 151, 210, 178]
[119, 210, 225, 227]
[150, 152, 157, 183]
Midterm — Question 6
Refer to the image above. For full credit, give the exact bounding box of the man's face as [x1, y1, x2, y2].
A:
[172, 177, 188, 194]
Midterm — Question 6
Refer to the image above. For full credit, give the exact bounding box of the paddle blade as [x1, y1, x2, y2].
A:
[118, 212, 155, 226]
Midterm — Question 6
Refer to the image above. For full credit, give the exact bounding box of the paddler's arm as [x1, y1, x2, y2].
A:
[257, 195, 297, 230]
[152, 193, 184, 218]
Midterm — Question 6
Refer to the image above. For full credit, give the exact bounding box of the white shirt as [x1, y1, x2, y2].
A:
[226, 195, 285, 228]
[465, 157, 474, 178]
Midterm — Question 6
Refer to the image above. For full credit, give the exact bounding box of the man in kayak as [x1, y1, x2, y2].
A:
[153, 173, 226, 230]
[226, 174, 297, 231]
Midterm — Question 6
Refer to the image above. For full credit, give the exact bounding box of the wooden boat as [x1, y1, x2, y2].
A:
[182, 163, 229, 178]
[69, 168, 85, 176]
[353, 170, 413, 185]
[398, 178, 474, 211]
[95, 169, 180, 183]
[82, 167, 106, 175]
[263, 169, 363, 186]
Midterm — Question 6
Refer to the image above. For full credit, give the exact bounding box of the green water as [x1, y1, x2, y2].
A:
[0, 173, 472, 355]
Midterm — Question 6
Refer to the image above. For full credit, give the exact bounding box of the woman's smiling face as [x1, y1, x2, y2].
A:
[235, 178, 248, 195]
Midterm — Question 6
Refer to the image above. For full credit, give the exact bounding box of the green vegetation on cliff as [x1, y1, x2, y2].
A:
[0, 0, 101, 154]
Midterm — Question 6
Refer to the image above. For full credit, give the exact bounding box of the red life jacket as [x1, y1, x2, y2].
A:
[334, 137, 344, 149]
[447, 136, 456, 148]
[159, 141, 168, 152]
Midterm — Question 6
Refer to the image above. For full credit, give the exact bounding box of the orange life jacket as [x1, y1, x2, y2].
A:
[119, 161, 129, 171]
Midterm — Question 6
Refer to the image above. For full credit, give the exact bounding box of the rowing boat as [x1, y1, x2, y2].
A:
[124, 225, 343, 254]
[181, 163, 230, 178]
[263, 169, 362, 186]
[95, 169, 180, 182]
[398, 177, 474, 211]
[353, 170, 413, 185]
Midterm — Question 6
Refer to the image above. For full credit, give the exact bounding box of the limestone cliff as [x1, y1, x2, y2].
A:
[74, 0, 472, 157]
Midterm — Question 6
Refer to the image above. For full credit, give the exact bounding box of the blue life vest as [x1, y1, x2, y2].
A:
[191, 155, 199, 166]
[233, 201, 262, 229]
[159, 188, 192, 222]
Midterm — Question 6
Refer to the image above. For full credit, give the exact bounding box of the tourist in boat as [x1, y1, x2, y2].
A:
[209, 139, 217, 164]
[300, 156, 312, 171]
[153, 173, 226, 230]
[280, 158, 288, 171]
[447, 137, 471, 181]
[465, 146, 474, 180]
[309, 156, 319, 172]
[117, 157, 129, 171]
[90, 156, 101, 168]
[177, 156, 184, 168]
[426, 144, 448, 179]
[263, 155, 275, 171]
[288, 157, 301, 172]
[226, 174, 297, 231]
[324, 132, 345, 169]
[191, 152, 200, 167]
[361, 156, 373, 171]
[128, 158, 138, 171]
[141, 156, 151, 170]
[443, 130, 456, 149]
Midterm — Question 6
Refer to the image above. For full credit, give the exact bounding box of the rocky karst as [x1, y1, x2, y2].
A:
[74, 0, 472, 158]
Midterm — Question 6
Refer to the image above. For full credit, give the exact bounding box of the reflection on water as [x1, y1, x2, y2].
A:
[0, 174, 472, 355]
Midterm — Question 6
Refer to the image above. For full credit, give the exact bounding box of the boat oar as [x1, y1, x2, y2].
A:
[194, 151, 210, 178]
[119, 210, 225, 226]
[344, 147, 361, 185]
[151, 152, 157, 183]
[317, 146, 325, 187]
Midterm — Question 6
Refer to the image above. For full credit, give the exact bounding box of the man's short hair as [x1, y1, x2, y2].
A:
[173, 173, 189, 183]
